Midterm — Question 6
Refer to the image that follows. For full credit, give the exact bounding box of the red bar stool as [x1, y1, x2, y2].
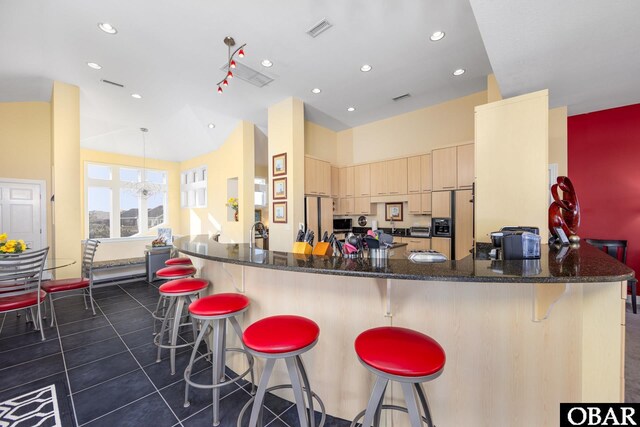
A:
[183, 293, 256, 426]
[152, 264, 197, 334]
[154, 278, 209, 375]
[238, 315, 326, 427]
[165, 257, 193, 266]
[350, 327, 446, 427]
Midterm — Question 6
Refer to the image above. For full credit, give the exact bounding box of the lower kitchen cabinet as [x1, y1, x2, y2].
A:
[431, 237, 451, 259]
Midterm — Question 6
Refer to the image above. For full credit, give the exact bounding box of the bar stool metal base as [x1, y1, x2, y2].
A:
[154, 293, 200, 375]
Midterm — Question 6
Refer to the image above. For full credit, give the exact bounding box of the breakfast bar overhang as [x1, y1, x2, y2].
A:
[176, 235, 633, 427]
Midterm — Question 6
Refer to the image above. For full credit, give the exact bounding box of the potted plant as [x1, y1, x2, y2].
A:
[226, 198, 239, 221]
[0, 233, 28, 254]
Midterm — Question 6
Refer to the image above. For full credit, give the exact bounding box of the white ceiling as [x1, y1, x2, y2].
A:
[1, 1, 638, 162]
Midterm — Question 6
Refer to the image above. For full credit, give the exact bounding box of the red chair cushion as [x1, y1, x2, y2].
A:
[159, 278, 209, 294]
[243, 315, 319, 354]
[0, 290, 47, 312]
[189, 293, 249, 317]
[42, 278, 90, 293]
[165, 257, 193, 266]
[355, 327, 446, 377]
[156, 265, 196, 278]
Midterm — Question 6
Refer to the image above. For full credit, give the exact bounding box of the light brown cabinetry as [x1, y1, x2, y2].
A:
[431, 237, 451, 259]
[455, 189, 474, 260]
[407, 156, 422, 194]
[402, 237, 431, 252]
[407, 194, 421, 214]
[354, 164, 371, 196]
[305, 157, 331, 196]
[432, 147, 457, 191]
[340, 197, 354, 215]
[421, 154, 432, 192]
[339, 167, 355, 198]
[370, 162, 388, 196]
[432, 191, 451, 218]
[387, 158, 408, 195]
[456, 144, 474, 189]
[331, 166, 339, 198]
[421, 192, 432, 214]
[354, 197, 374, 215]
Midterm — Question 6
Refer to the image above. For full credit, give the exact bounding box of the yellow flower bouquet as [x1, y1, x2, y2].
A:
[226, 198, 239, 221]
[0, 233, 28, 254]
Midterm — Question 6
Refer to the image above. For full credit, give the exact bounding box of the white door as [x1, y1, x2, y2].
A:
[0, 180, 45, 250]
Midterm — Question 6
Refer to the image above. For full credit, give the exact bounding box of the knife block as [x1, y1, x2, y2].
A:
[292, 242, 312, 255]
[312, 242, 333, 257]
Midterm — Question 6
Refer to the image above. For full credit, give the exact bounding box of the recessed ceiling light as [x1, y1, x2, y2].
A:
[347, 107, 355, 112]
[430, 31, 445, 41]
[311, 88, 321, 94]
[208, 123, 215, 129]
[87, 62, 102, 70]
[360, 64, 372, 72]
[453, 68, 466, 76]
[131, 93, 142, 99]
[261, 59, 273, 68]
[98, 22, 117, 34]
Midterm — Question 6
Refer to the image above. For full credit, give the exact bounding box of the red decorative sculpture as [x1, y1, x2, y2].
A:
[548, 176, 581, 242]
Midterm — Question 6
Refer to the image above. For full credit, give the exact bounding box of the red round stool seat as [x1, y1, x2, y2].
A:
[156, 265, 196, 278]
[189, 293, 250, 317]
[165, 257, 192, 266]
[355, 326, 446, 378]
[159, 278, 209, 294]
[243, 315, 319, 354]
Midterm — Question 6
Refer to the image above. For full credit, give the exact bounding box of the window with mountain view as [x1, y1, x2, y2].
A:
[86, 163, 168, 239]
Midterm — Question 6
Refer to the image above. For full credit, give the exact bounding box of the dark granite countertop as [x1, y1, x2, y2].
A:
[174, 235, 635, 283]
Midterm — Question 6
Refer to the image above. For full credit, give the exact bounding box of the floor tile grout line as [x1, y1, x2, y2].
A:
[177, 385, 251, 424]
[0, 370, 66, 396]
[0, 333, 59, 354]
[0, 350, 63, 373]
[77, 391, 159, 427]
[69, 366, 142, 395]
[59, 321, 158, 352]
[90, 295, 185, 427]
[52, 305, 81, 427]
[117, 283, 159, 315]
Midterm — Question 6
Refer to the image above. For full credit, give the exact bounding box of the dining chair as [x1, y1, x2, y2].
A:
[0, 247, 50, 341]
[42, 239, 100, 326]
[585, 238, 637, 314]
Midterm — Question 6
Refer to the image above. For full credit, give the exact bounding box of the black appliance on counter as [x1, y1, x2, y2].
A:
[432, 218, 452, 237]
[490, 226, 541, 260]
[333, 218, 352, 233]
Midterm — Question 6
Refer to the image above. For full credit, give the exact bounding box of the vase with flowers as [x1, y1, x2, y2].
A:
[226, 198, 239, 222]
[0, 233, 28, 254]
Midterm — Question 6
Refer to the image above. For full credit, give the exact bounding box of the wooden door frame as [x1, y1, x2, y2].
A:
[0, 177, 47, 250]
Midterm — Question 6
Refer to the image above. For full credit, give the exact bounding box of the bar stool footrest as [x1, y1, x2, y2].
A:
[237, 384, 326, 427]
[350, 404, 432, 427]
[153, 327, 195, 350]
[184, 347, 254, 392]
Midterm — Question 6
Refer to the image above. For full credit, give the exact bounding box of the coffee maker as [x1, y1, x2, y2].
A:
[489, 226, 541, 260]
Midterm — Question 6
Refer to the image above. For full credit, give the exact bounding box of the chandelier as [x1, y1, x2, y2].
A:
[216, 36, 246, 94]
[124, 128, 161, 199]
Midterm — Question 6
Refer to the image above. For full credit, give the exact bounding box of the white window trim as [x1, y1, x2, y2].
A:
[181, 166, 208, 208]
[84, 162, 169, 239]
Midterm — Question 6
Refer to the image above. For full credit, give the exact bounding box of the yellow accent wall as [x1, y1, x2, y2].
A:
[79, 149, 181, 239]
[487, 74, 503, 103]
[0, 102, 52, 249]
[179, 121, 255, 243]
[304, 121, 337, 164]
[268, 97, 305, 251]
[51, 82, 82, 278]
[549, 106, 568, 177]
[475, 90, 549, 242]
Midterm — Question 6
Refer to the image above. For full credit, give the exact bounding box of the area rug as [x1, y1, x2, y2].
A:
[0, 380, 74, 427]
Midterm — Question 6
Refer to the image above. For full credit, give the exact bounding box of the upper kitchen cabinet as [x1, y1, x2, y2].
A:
[354, 164, 371, 197]
[304, 157, 331, 196]
[432, 146, 457, 191]
[432, 191, 451, 218]
[387, 158, 408, 195]
[457, 144, 474, 189]
[421, 154, 432, 192]
[407, 156, 421, 194]
[370, 162, 388, 196]
[339, 166, 355, 198]
[331, 166, 339, 198]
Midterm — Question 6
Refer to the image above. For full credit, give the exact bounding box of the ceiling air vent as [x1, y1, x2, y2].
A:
[220, 62, 273, 88]
[392, 93, 411, 102]
[306, 19, 333, 38]
[100, 79, 124, 88]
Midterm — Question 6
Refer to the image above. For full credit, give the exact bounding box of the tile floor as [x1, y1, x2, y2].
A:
[0, 281, 350, 427]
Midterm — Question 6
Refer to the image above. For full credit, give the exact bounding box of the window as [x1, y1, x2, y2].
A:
[181, 166, 207, 208]
[86, 163, 169, 239]
[254, 177, 268, 207]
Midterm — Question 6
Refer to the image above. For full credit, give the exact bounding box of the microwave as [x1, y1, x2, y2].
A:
[333, 218, 352, 232]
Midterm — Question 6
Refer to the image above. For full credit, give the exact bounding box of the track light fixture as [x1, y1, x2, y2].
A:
[217, 36, 246, 94]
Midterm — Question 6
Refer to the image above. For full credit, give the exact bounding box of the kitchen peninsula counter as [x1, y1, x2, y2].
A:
[174, 234, 633, 284]
[175, 234, 632, 426]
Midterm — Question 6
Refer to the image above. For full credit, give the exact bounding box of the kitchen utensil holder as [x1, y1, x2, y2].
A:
[292, 242, 313, 255]
[368, 248, 389, 268]
[312, 242, 333, 256]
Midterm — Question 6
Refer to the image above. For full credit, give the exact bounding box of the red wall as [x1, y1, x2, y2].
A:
[568, 103, 640, 276]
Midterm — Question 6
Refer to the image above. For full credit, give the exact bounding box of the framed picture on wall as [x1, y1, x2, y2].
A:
[385, 202, 403, 222]
[273, 153, 287, 176]
[273, 177, 287, 200]
[273, 201, 287, 223]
